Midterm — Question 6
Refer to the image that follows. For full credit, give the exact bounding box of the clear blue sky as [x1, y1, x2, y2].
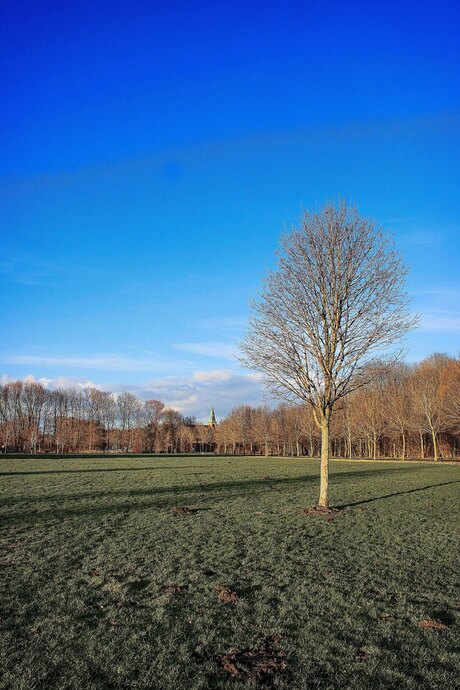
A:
[1, 0, 460, 418]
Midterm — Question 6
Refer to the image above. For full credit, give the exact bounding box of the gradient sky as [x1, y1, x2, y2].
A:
[1, 0, 460, 419]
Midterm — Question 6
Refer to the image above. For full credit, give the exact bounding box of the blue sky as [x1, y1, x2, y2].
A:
[1, 0, 460, 419]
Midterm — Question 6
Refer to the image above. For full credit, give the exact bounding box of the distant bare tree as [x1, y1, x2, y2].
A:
[144, 399, 165, 452]
[441, 359, 460, 437]
[117, 392, 142, 452]
[241, 199, 417, 509]
[252, 406, 274, 456]
[353, 383, 386, 461]
[386, 363, 411, 459]
[410, 354, 451, 461]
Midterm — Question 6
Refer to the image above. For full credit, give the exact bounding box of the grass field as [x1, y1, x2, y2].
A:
[1, 456, 459, 689]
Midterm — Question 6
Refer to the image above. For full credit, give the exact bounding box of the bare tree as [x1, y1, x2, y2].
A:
[441, 358, 460, 455]
[144, 399, 165, 452]
[117, 392, 142, 452]
[353, 384, 386, 460]
[241, 199, 417, 509]
[253, 406, 274, 456]
[386, 363, 411, 459]
[409, 354, 450, 461]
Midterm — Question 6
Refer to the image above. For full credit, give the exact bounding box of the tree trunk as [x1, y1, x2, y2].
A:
[431, 428, 438, 462]
[318, 417, 330, 510]
[420, 431, 424, 459]
[401, 432, 406, 460]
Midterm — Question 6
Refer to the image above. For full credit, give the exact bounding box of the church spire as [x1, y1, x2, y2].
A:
[208, 406, 217, 427]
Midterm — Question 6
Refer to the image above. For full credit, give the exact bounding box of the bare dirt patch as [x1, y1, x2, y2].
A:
[302, 506, 341, 515]
[193, 634, 287, 681]
[418, 619, 447, 631]
[171, 506, 196, 515]
[216, 586, 239, 603]
[356, 648, 369, 662]
[162, 585, 188, 594]
[115, 600, 138, 608]
[301, 506, 342, 522]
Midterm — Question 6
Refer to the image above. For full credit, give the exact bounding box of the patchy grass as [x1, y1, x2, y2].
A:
[1, 455, 459, 689]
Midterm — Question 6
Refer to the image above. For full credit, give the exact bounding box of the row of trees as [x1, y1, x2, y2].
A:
[1, 353, 459, 459]
[220, 354, 460, 460]
[0, 385, 190, 454]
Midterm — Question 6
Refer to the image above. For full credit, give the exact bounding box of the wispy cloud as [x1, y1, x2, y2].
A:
[173, 342, 238, 359]
[192, 316, 247, 332]
[0, 256, 58, 286]
[414, 287, 460, 299]
[3, 352, 191, 373]
[420, 309, 460, 333]
[402, 231, 441, 246]
[382, 216, 419, 224]
[4, 111, 457, 194]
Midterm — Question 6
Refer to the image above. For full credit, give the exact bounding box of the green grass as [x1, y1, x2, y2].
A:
[1, 456, 459, 689]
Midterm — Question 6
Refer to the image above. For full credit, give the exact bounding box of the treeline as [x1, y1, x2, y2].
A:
[1, 353, 459, 460]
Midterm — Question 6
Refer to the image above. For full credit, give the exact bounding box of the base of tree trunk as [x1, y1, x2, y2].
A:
[302, 506, 341, 516]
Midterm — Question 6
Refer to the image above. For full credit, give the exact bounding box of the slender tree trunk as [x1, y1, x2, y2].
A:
[431, 428, 438, 461]
[318, 417, 330, 510]
[420, 431, 424, 459]
[401, 432, 406, 460]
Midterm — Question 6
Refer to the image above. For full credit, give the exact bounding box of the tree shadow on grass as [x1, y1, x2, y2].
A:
[0, 465, 417, 510]
[336, 479, 460, 509]
[0, 466, 208, 477]
[0, 467, 442, 526]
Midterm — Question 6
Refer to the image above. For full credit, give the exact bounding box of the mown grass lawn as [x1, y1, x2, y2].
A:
[1, 456, 459, 690]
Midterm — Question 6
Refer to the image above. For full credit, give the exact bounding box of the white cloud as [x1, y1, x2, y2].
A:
[193, 370, 233, 382]
[1, 373, 98, 389]
[173, 342, 238, 359]
[113, 370, 268, 420]
[1, 369, 270, 421]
